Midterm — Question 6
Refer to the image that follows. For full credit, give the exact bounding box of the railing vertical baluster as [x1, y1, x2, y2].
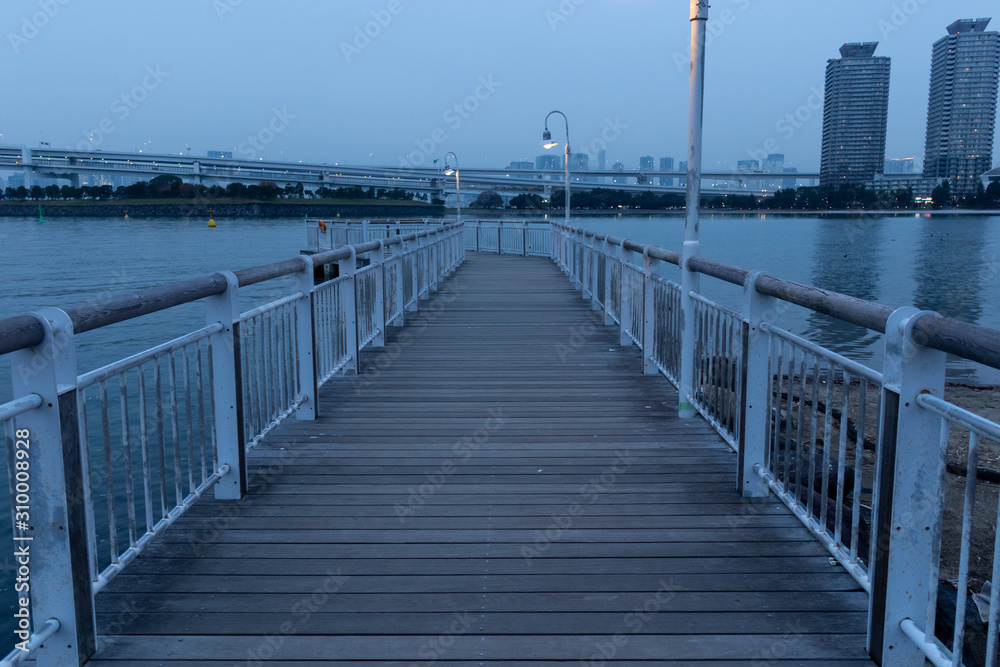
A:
[394, 251, 406, 327]
[339, 247, 359, 375]
[589, 235, 600, 311]
[205, 271, 246, 500]
[429, 230, 439, 292]
[295, 255, 318, 420]
[867, 307, 946, 666]
[168, 351, 182, 506]
[10, 307, 96, 664]
[522, 222, 528, 257]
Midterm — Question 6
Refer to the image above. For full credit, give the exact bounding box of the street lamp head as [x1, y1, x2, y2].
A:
[444, 167, 455, 176]
[541, 129, 558, 149]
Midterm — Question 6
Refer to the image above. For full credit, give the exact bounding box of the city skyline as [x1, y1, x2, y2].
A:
[2, 1, 999, 177]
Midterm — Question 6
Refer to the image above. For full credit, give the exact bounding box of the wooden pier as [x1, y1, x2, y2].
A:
[88, 252, 873, 665]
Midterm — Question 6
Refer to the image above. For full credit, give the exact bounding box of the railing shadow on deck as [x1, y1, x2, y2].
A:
[0, 222, 464, 666]
[545, 221, 1000, 667]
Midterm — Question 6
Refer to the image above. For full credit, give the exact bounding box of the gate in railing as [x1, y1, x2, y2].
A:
[0, 223, 463, 666]
[547, 221, 1000, 667]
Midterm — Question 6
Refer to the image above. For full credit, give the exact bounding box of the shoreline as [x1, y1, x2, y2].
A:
[0, 199, 444, 219]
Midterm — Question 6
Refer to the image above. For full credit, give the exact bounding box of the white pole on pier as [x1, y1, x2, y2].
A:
[679, 0, 708, 419]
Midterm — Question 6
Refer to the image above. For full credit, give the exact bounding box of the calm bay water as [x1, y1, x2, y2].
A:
[1, 212, 999, 391]
[0, 211, 998, 651]
[562, 212, 1000, 385]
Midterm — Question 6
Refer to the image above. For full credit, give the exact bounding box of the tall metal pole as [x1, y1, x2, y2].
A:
[564, 141, 571, 225]
[444, 151, 460, 223]
[542, 111, 571, 225]
[679, 0, 708, 419]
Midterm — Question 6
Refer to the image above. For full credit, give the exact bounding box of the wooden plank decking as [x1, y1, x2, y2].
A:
[88, 252, 874, 665]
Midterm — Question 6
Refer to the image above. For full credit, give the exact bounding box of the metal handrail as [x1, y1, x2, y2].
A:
[0, 225, 460, 356]
[555, 221, 1000, 372]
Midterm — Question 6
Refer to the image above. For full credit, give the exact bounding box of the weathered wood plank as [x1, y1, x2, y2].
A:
[88, 253, 873, 665]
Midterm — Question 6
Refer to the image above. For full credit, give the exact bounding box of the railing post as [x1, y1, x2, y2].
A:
[372, 240, 386, 348]
[206, 271, 246, 499]
[409, 235, 421, 310]
[429, 230, 439, 292]
[581, 233, 592, 299]
[10, 307, 96, 665]
[294, 256, 317, 420]
[498, 220, 504, 255]
[475, 222, 480, 253]
[679, 240, 700, 419]
[603, 236, 615, 326]
[393, 243, 406, 326]
[642, 246, 657, 375]
[619, 240, 631, 347]
[867, 307, 946, 666]
[737, 271, 772, 497]
[522, 222, 527, 256]
[590, 235, 601, 312]
[338, 247, 359, 375]
[573, 230, 583, 290]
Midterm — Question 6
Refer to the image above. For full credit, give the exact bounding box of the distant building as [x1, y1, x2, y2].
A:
[8, 173, 25, 189]
[782, 167, 799, 189]
[659, 157, 674, 186]
[639, 155, 654, 172]
[922, 18, 1000, 195]
[870, 173, 938, 197]
[611, 161, 626, 184]
[506, 161, 534, 170]
[536, 154, 561, 171]
[737, 159, 761, 190]
[597, 149, 606, 170]
[820, 42, 891, 187]
[679, 160, 687, 187]
[884, 157, 917, 174]
[569, 153, 589, 171]
[207, 150, 233, 159]
[762, 153, 784, 189]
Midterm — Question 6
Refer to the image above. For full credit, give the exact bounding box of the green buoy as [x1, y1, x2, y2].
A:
[38, 205, 45, 224]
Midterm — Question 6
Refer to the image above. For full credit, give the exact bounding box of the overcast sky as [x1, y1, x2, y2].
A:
[2, 0, 998, 173]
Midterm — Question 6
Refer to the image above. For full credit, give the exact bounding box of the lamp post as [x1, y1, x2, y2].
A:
[541, 111, 571, 225]
[443, 151, 460, 222]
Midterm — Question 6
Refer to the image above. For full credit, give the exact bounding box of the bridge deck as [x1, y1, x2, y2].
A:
[89, 252, 873, 665]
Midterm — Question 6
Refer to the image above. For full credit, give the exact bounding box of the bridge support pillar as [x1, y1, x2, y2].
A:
[737, 271, 772, 498]
[10, 308, 97, 666]
[867, 308, 946, 666]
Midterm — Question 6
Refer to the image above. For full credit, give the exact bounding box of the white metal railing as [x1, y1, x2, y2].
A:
[0, 222, 464, 665]
[548, 221, 1000, 667]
